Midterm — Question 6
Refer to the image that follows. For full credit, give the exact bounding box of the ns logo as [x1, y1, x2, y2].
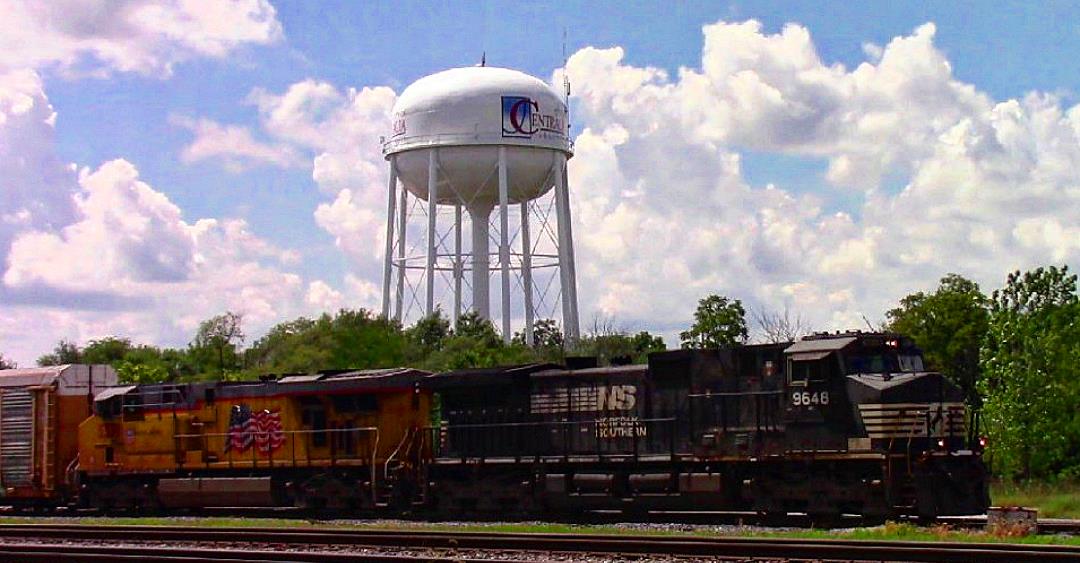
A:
[597, 385, 637, 411]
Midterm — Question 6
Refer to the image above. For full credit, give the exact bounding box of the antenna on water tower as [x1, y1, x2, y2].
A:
[562, 27, 571, 134]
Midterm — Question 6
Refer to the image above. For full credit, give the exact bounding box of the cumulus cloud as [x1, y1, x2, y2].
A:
[172, 115, 304, 171]
[560, 20, 1080, 339]
[0, 2, 304, 364]
[2, 154, 309, 360]
[304, 275, 381, 314]
[569, 22, 990, 191]
[247, 80, 396, 195]
[5, 159, 196, 290]
[0, 69, 78, 258]
[0, 0, 283, 76]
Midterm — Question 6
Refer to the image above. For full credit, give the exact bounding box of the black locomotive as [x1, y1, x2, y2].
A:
[421, 331, 989, 521]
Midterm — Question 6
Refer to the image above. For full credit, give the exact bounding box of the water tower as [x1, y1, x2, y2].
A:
[380, 66, 580, 343]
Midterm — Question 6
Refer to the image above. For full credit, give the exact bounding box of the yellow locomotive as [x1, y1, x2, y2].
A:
[77, 368, 431, 511]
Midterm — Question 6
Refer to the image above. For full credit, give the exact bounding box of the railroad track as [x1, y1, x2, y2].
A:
[13, 505, 1080, 533]
[0, 524, 1077, 562]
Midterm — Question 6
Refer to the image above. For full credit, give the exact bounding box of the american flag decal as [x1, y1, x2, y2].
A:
[225, 404, 285, 454]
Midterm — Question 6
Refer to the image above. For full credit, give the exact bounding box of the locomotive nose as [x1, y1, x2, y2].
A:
[847, 371, 967, 443]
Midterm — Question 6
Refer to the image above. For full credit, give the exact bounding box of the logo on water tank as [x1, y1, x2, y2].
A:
[502, 96, 537, 137]
[502, 96, 564, 139]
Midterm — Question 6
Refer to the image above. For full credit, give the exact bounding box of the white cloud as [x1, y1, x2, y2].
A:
[304, 274, 381, 314]
[5, 159, 195, 290]
[172, 115, 303, 171]
[0, 65, 306, 365]
[242, 81, 398, 285]
[2, 155, 310, 360]
[248, 80, 396, 195]
[559, 20, 1080, 339]
[0, 0, 283, 76]
[305, 280, 343, 311]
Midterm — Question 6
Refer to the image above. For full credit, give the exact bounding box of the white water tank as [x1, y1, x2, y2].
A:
[385, 66, 572, 205]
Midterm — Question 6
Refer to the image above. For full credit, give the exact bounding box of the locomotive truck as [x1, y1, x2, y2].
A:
[0, 331, 988, 521]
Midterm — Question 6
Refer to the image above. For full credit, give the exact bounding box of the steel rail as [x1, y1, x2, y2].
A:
[0, 524, 1077, 562]
[0, 543, 502, 562]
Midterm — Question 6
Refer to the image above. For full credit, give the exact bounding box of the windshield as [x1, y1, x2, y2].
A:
[845, 352, 924, 374]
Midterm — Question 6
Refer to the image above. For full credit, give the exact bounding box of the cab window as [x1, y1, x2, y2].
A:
[898, 354, 924, 372]
[789, 360, 826, 385]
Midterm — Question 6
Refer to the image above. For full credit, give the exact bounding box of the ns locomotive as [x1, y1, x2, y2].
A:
[0, 331, 988, 521]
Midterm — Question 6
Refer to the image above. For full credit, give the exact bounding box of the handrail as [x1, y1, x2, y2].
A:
[384, 428, 413, 481]
[65, 456, 80, 488]
[426, 417, 679, 462]
[687, 390, 785, 398]
[174, 427, 378, 439]
[426, 417, 676, 431]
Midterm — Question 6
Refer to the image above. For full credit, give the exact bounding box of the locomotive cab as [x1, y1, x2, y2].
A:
[783, 337, 855, 450]
[792, 332, 989, 517]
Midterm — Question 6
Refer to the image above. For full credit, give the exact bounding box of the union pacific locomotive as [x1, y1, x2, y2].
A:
[0, 332, 988, 521]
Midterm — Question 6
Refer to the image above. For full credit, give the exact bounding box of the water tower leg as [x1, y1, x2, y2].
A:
[554, 154, 580, 342]
[520, 201, 534, 346]
[382, 158, 398, 319]
[498, 146, 512, 343]
[394, 188, 407, 323]
[453, 203, 462, 327]
[469, 204, 492, 320]
[562, 159, 581, 341]
[426, 150, 438, 318]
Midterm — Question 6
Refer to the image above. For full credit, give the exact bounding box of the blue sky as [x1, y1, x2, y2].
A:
[3, 1, 1080, 363]
[43, 1, 1080, 276]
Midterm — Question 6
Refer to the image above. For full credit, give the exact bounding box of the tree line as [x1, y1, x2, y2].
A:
[3, 263, 1076, 479]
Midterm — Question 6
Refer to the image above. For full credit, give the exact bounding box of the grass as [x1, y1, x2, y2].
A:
[2, 516, 1079, 546]
[992, 479, 1080, 519]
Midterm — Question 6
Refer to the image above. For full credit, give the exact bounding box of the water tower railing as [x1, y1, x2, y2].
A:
[382, 132, 572, 155]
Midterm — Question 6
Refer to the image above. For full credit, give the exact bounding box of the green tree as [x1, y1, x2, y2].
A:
[979, 265, 1080, 478]
[513, 318, 565, 349]
[113, 344, 173, 383]
[454, 311, 502, 346]
[417, 310, 536, 371]
[190, 311, 245, 378]
[886, 274, 989, 405]
[512, 319, 567, 362]
[327, 309, 408, 369]
[37, 340, 82, 366]
[680, 295, 748, 349]
[115, 360, 169, 384]
[406, 309, 452, 356]
[0, 353, 16, 369]
[245, 309, 408, 375]
[245, 317, 330, 373]
[82, 337, 135, 365]
[570, 317, 666, 365]
[630, 331, 666, 357]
